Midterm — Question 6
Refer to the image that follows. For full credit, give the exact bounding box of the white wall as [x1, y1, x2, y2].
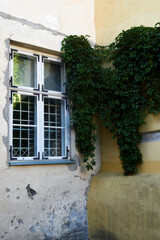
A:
[0, 1, 100, 239]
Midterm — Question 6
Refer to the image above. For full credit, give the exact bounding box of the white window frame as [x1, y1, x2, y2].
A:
[9, 48, 73, 165]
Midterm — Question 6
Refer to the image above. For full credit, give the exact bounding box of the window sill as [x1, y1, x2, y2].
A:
[9, 159, 76, 166]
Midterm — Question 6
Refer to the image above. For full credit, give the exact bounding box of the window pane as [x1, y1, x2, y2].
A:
[13, 52, 37, 88]
[12, 94, 37, 158]
[13, 126, 37, 157]
[44, 128, 65, 157]
[44, 60, 61, 92]
[44, 98, 64, 127]
[13, 94, 37, 125]
[44, 97, 65, 157]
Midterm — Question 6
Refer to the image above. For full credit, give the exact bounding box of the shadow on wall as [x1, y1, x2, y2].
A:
[91, 229, 120, 240]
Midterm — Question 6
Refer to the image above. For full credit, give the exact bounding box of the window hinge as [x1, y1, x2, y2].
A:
[42, 94, 48, 101]
[33, 84, 40, 91]
[10, 49, 18, 60]
[33, 152, 40, 160]
[9, 146, 17, 160]
[33, 54, 40, 61]
[33, 93, 40, 101]
[42, 85, 48, 92]
[66, 99, 69, 110]
[42, 152, 48, 160]
[10, 90, 17, 104]
[62, 97, 69, 110]
[42, 56, 48, 63]
[62, 146, 69, 159]
[10, 76, 18, 88]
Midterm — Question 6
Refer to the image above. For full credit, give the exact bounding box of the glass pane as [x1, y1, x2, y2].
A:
[44, 98, 64, 127]
[13, 126, 37, 157]
[13, 94, 37, 125]
[12, 94, 37, 158]
[13, 52, 37, 88]
[44, 60, 61, 92]
[44, 128, 65, 157]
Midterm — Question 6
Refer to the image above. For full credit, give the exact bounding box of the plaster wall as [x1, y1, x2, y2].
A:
[0, 1, 100, 240]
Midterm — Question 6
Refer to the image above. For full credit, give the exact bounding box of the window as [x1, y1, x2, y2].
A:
[9, 48, 72, 165]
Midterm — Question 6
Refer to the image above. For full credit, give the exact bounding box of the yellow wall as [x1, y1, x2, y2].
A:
[95, 0, 160, 46]
[94, 0, 160, 174]
[88, 1, 160, 240]
[100, 116, 160, 174]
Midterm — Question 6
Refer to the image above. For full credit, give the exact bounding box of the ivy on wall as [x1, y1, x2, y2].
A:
[61, 24, 160, 175]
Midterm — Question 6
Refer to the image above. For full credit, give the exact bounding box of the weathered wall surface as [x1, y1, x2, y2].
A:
[0, 1, 100, 240]
[88, 173, 160, 240]
[88, 1, 160, 239]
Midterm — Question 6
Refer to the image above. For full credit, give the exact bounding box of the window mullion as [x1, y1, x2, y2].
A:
[40, 55, 44, 159]
[36, 95, 40, 158]
[36, 56, 41, 159]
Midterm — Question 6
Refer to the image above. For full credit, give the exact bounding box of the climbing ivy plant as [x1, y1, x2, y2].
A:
[61, 24, 160, 175]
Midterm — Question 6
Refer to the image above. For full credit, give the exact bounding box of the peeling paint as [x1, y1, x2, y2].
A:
[74, 175, 87, 181]
[18, 219, 24, 225]
[0, 11, 66, 37]
[42, 227, 53, 240]
[67, 154, 79, 172]
[30, 226, 36, 234]
[5, 188, 10, 192]
[26, 184, 37, 200]
[62, 190, 70, 195]
[59, 201, 89, 240]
